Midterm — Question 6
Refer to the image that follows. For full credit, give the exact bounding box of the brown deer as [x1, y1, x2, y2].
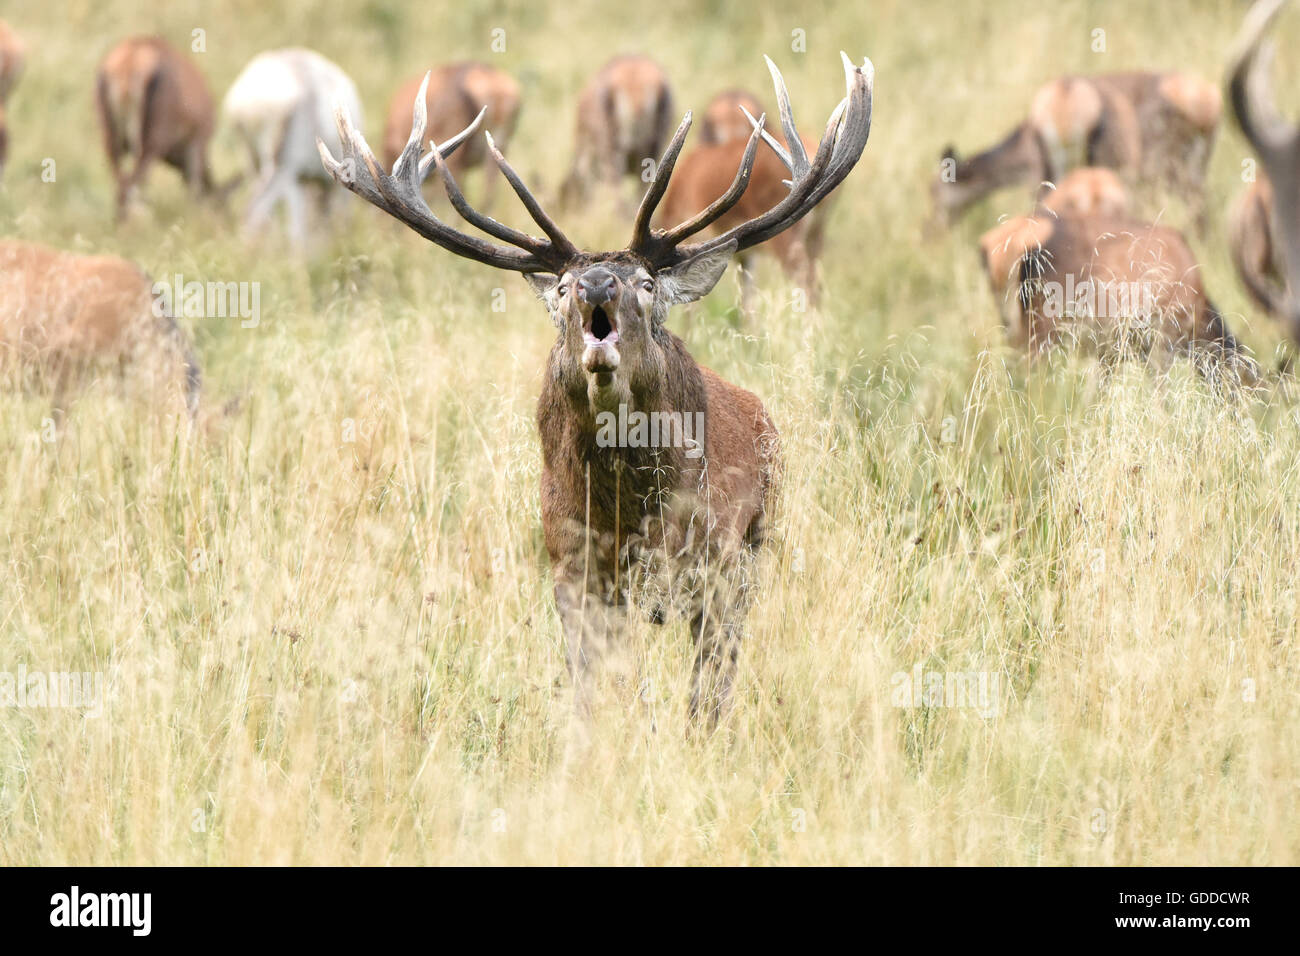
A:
[1228, 0, 1300, 340]
[96, 36, 217, 221]
[0, 240, 200, 415]
[319, 54, 874, 728]
[1002, 213, 1251, 382]
[560, 55, 675, 209]
[0, 19, 25, 178]
[1038, 166, 1129, 219]
[930, 71, 1220, 229]
[700, 89, 765, 146]
[979, 169, 1129, 320]
[381, 62, 521, 209]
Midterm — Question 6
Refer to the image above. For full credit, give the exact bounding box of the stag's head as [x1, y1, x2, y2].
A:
[1230, 0, 1300, 338]
[317, 54, 873, 404]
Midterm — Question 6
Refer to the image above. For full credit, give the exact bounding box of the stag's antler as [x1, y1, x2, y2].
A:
[317, 72, 577, 273]
[630, 52, 874, 267]
[319, 55, 872, 274]
[1228, 0, 1299, 165]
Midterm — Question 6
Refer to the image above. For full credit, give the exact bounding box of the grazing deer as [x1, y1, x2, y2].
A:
[319, 54, 874, 728]
[930, 71, 1220, 229]
[1228, 0, 1300, 340]
[1003, 213, 1250, 381]
[0, 19, 25, 178]
[95, 36, 217, 220]
[0, 240, 200, 415]
[560, 55, 674, 209]
[381, 63, 521, 210]
[1038, 166, 1129, 218]
[222, 48, 363, 244]
[700, 89, 765, 145]
[979, 170, 1129, 322]
[658, 85, 827, 307]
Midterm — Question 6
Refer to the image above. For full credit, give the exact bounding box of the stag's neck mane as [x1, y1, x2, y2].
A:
[538, 325, 711, 525]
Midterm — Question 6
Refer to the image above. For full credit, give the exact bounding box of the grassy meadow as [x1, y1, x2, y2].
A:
[1, 0, 1299, 864]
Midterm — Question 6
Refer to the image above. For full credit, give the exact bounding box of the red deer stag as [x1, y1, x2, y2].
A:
[560, 55, 675, 209]
[930, 71, 1220, 230]
[0, 19, 25, 178]
[0, 240, 200, 415]
[381, 63, 521, 210]
[1228, 0, 1300, 340]
[95, 36, 217, 220]
[319, 54, 874, 728]
[659, 80, 829, 307]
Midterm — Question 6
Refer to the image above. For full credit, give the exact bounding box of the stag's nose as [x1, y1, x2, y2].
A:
[577, 268, 618, 306]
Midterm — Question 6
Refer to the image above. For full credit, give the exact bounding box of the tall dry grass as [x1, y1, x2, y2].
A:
[0, 0, 1297, 864]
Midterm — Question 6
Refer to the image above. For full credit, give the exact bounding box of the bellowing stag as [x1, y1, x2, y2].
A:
[222, 48, 363, 244]
[0, 19, 24, 178]
[95, 36, 217, 220]
[319, 54, 874, 728]
[560, 55, 675, 208]
[0, 240, 200, 415]
[381, 62, 521, 209]
[929, 71, 1220, 229]
[1228, 0, 1300, 339]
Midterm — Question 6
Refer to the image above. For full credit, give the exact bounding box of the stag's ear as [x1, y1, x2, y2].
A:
[523, 272, 560, 311]
[659, 242, 737, 307]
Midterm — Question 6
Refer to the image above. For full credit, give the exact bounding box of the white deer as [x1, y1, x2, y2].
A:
[223, 48, 363, 244]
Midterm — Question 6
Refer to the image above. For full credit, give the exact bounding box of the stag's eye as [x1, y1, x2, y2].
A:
[640, 279, 655, 293]
[558, 283, 570, 297]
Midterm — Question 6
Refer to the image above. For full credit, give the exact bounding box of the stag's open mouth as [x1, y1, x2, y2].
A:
[581, 305, 620, 376]
[583, 305, 619, 345]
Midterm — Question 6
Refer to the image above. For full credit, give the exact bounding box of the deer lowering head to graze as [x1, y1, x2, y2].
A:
[1038, 167, 1129, 218]
[1001, 213, 1252, 383]
[0, 240, 200, 416]
[658, 78, 828, 308]
[319, 54, 874, 729]
[700, 89, 765, 146]
[1229, 0, 1300, 340]
[0, 19, 25, 178]
[381, 63, 521, 210]
[223, 48, 363, 245]
[978, 170, 1129, 325]
[560, 55, 675, 209]
[930, 71, 1220, 230]
[96, 36, 217, 221]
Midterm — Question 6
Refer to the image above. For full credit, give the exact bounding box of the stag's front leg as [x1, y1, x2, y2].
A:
[688, 607, 742, 733]
[553, 573, 623, 721]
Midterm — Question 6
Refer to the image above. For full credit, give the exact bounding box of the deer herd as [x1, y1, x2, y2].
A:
[0, 0, 1298, 728]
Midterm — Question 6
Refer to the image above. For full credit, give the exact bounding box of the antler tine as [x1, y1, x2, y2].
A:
[659, 114, 766, 245]
[629, 111, 694, 254]
[1228, 0, 1296, 162]
[671, 53, 874, 263]
[484, 131, 579, 261]
[740, 104, 792, 171]
[429, 134, 551, 254]
[418, 105, 487, 183]
[764, 55, 809, 178]
[318, 92, 566, 273]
